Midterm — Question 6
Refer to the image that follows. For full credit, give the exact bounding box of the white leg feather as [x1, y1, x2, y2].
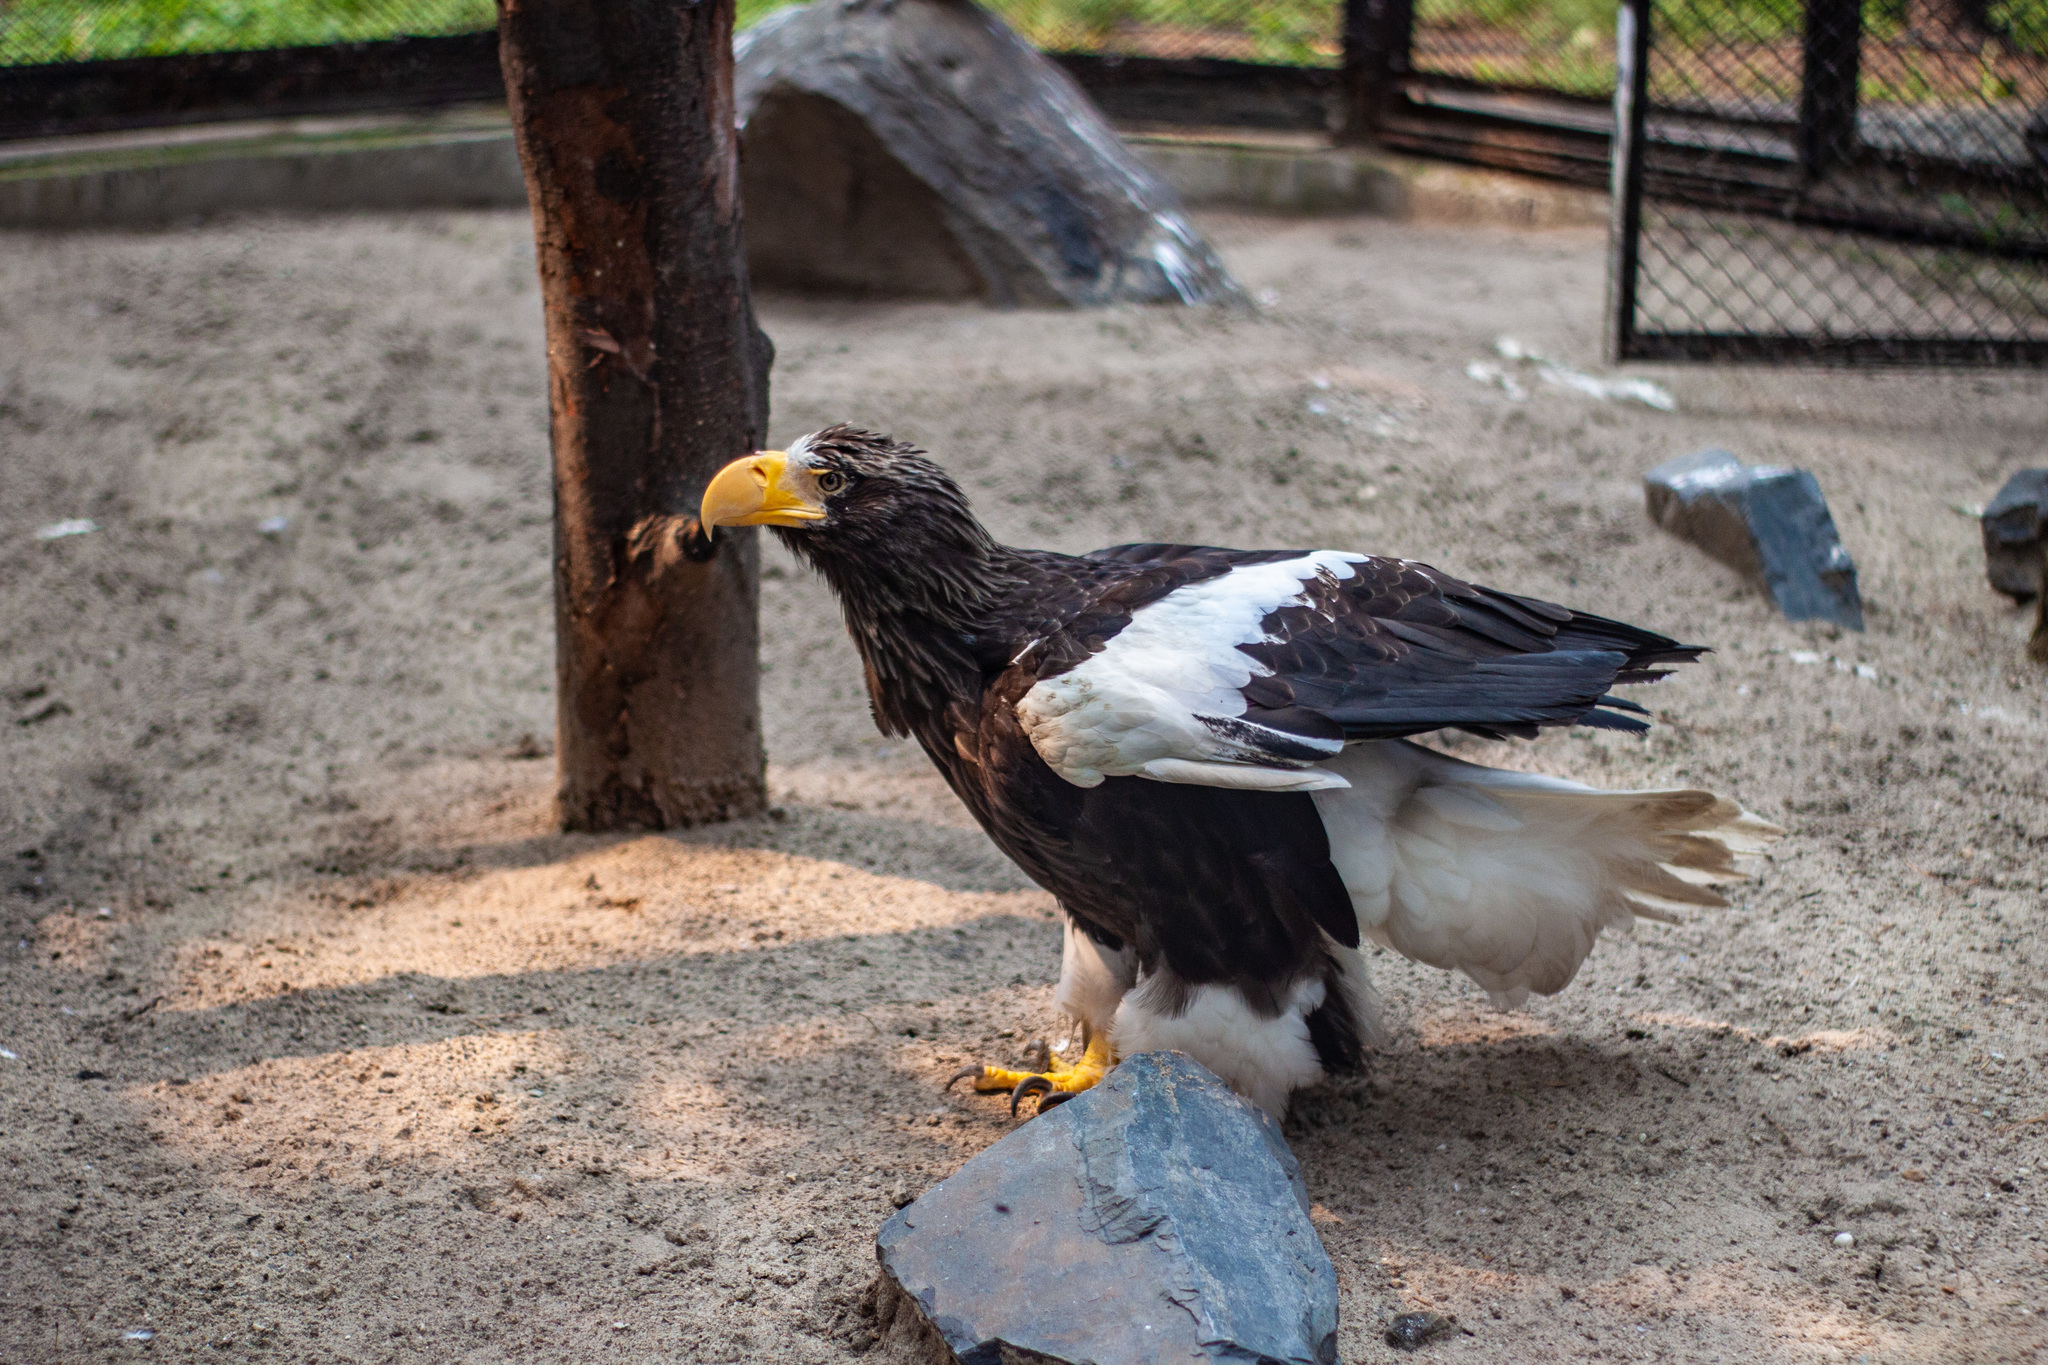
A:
[1053, 916, 1135, 1039]
[1311, 739, 1780, 1006]
[1110, 972, 1328, 1117]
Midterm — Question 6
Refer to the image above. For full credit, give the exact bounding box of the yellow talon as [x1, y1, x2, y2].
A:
[947, 1032, 1115, 1114]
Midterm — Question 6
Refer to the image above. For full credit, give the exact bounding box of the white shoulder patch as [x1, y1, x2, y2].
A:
[1015, 551, 1364, 789]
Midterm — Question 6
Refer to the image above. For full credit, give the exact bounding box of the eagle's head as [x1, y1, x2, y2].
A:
[699, 424, 966, 540]
[700, 423, 999, 625]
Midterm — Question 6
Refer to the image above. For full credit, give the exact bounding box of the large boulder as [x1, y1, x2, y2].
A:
[735, 0, 1243, 307]
[873, 1051, 1337, 1365]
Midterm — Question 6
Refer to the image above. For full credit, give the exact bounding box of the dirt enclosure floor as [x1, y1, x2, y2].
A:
[2, 205, 2045, 1365]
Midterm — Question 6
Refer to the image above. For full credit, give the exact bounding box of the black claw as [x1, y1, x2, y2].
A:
[1035, 1090, 1076, 1113]
[944, 1066, 984, 1093]
[1009, 1075, 1054, 1117]
[1021, 1038, 1051, 1073]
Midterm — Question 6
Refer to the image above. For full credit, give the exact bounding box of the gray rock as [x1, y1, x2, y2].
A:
[1384, 1310, 1457, 1350]
[1644, 449, 1864, 631]
[874, 1051, 1337, 1365]
[735, 0, 1242, 308]
[1981, 469, 2047, 603]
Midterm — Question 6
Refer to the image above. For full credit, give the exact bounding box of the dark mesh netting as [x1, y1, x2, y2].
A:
[1617, 0, 2048, 361]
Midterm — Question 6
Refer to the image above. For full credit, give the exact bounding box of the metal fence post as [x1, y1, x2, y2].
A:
[1604, 0, 1651, 364]
[1800, 0, 1862, 177]
[1341, 0, 1414, 141]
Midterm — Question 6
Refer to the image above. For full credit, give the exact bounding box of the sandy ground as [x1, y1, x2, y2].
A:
[1, 205, 2045, 1365]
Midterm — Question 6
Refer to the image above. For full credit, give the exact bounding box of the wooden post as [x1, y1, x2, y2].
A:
[1800, 0, 1862, 178]
[497, 0, 774, 831]
[1340, 0, 1414, 143]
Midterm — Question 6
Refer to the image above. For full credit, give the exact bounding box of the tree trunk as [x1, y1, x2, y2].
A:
[497, 0, 774, 831]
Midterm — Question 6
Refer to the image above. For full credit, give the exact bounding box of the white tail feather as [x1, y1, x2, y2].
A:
[1310, 740, 1781, 1007]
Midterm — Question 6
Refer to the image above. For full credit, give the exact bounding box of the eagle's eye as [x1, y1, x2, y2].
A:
[815, 469, 848, 495]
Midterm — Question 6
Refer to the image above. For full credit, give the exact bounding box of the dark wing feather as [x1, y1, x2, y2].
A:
[1085, 544, 1703, 744]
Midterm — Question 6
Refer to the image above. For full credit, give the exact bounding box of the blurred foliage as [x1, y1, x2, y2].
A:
[969, 0, 1340, 64]
[1413, 0, 1620, 95]
[0, 0, 1341, 67]
[5, 0, 2043, 103]
[0, 0, 493, 64]
[748, 0, 1341, 63]
[1995, 0, 2048, 52]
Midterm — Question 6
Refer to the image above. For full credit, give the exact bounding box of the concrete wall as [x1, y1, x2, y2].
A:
[0, 112, 1605, 231]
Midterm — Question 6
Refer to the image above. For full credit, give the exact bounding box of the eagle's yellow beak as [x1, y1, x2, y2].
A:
[699, 450, 827, 530]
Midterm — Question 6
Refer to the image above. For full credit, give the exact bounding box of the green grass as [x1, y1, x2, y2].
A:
[1415, 0, 1620, 95]
[743, 0, 1341, 64]
[0, 0, 494, 65]
[981, 0, 1340, 63]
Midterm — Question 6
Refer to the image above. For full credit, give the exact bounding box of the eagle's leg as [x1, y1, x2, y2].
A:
[944, 1030, 1115, 1116]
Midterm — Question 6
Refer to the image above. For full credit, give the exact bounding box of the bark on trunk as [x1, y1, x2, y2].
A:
[498, 0, 774, 831]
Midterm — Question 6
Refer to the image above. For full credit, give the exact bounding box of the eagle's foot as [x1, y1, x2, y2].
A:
[944, 1032, 1113, 1117]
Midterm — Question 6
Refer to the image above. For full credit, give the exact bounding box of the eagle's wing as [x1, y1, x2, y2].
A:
[1009, 544, 1774, 1010]
[1013, 543, 1700, 792]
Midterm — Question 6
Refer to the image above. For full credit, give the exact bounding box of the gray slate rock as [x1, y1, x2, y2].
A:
[1644, 448, 1864, 631]
[735, 0, 1242, 307]
[874, 1050, 1337, 1365]
[1981, 469, 2047, 603]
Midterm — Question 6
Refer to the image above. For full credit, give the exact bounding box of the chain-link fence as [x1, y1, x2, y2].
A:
[981, 0, 1342, 64]
[0, 0, 1653, 192]
[1414, 0, 1618, 98]
[0, 0, 1629, 92]
[0, 0, 1350, 68]
[1610, 0, 2048, 361]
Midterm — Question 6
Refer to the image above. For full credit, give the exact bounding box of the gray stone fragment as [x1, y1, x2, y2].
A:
[1384, 1310, 1457, 1350]
[735, 0, 1242, 308]
[1644, 449, 1864, 631]
[874, 1051, 1337, 1365]
[1981, 469, 2047, 603]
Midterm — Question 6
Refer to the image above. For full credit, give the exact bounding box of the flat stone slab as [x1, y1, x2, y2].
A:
[1645, 448, 1864, 631]
[1981, 468, 2047, 603]
[874, 1050, 1337, 1365]
[735, 0, 1241, 307]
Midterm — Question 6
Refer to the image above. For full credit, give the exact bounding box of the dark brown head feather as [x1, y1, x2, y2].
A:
[771, 425, 1016, 734]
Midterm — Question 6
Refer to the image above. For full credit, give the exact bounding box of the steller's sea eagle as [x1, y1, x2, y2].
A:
[701, 426, 1779, 1118]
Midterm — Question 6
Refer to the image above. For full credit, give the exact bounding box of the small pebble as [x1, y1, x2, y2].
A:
[1386, 1311, 1456, 1350]
[1834, 1232, 1855, 1248]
